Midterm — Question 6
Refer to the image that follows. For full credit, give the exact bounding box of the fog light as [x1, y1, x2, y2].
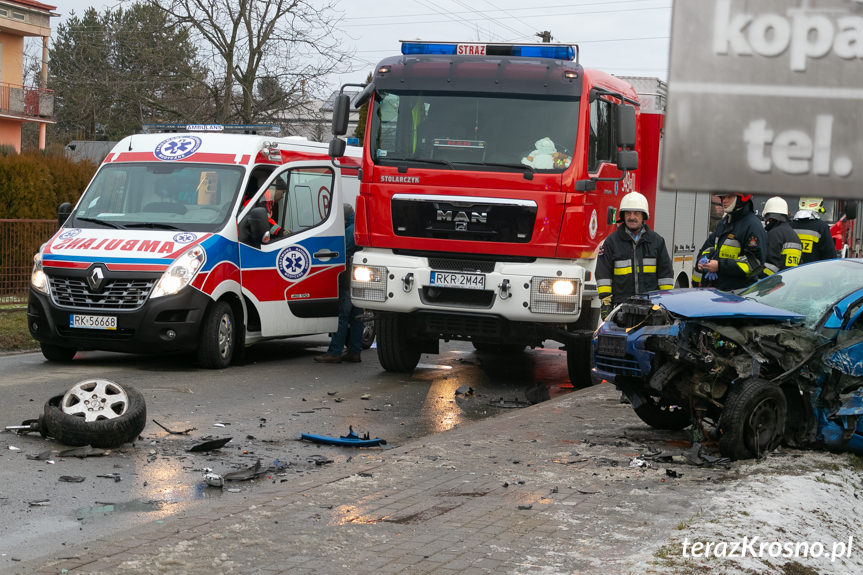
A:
[166, 329, 176, 340]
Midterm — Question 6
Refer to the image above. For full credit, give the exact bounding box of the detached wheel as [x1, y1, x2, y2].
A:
[197, 300, 235, 369]
[631, 362, 692, 430]
[41, 343, 77, 363]
[41, 380, 146, 448]
[472, 342, 526, 354]
[719, 377, 787, 460]
[376, 313, 421, 373]
[566, 337, 592, 389]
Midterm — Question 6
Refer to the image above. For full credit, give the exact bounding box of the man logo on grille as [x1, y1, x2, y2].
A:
[87, 266, 105, 292]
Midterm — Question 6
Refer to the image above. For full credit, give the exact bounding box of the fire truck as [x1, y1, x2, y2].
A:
[329, 42, 706, 385]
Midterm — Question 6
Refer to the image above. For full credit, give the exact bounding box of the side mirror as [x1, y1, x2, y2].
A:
[844, 201, 858, 221]
[331, 93, 350, 136]
[239, 207, 270, 249]
[617, 149, 638, 171]
[329, 137, 346, 159]
[616, 104, 636, 148]
[58, 202, 72, 228]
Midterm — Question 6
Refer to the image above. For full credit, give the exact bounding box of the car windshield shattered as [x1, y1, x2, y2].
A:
[370, 90, 579, 172]
[739, 259, 863, 328]
[73, 163, 244, 232]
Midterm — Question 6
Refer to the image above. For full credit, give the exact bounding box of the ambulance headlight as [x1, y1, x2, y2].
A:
[31, 253, 49, 295]
[151, 246, 206, 298]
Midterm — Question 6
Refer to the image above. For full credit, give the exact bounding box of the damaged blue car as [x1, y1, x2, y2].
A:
[592, 258, 863, 460]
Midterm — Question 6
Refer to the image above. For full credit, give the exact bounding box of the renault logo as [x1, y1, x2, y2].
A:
[86, 267, 105, 292]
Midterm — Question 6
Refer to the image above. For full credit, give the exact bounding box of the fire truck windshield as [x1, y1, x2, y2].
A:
[370, 90, 579, 172]
[72, 163, 244, 232]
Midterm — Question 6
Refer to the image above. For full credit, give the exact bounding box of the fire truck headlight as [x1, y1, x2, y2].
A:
[531, 276, 581, 314]
[31, 253, 49, 295]
[151, 246, 206, 299]
[351, 265, 387, 302]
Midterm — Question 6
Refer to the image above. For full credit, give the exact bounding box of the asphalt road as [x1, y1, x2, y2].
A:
[0, 336, 574, 563]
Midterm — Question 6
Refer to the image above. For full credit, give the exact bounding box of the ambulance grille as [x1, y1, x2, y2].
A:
[49, 276, 155, 310]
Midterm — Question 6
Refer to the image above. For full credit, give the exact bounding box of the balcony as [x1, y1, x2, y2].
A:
[0, 82, 54, 122]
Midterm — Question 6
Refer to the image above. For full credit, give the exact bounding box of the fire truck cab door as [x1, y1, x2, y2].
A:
[237, 161, 344, 337]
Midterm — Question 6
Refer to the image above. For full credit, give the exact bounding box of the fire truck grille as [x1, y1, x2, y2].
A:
[49, 276, 155, 310]
[420, 313, 502, 339]
[392, 198, 536, 243]
[427, 257, 496, 273]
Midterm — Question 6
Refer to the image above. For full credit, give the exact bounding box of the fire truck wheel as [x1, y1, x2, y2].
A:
[566, 337, 593, 389]
[376, 313, 421, 373]
[40, 343, 77, 363]
[41, 381, 146, 448]
[197, 300, 236, 369]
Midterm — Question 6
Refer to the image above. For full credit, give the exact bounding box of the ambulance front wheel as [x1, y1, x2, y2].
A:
[197, 300, 236, 369]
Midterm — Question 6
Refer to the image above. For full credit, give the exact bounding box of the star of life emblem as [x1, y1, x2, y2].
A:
[276, 246, 311, 281]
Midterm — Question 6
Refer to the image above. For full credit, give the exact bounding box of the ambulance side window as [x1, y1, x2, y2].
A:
[269, 167, 336, 238]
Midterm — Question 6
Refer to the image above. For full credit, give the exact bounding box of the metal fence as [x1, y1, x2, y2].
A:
[0, 219, 56, 304]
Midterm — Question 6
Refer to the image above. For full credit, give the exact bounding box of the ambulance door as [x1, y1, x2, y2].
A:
[237, 161, 345, 337]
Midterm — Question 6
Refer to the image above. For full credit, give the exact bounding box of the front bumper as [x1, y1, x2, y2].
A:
[350, 248, 596, 324]
[28, 286, 214, 354]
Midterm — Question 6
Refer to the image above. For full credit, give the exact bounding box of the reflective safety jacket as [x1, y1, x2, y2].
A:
[596, 224, 674, 306]
[761, 220, 802, 277]
[694, 201, 766, 291]
[791, 215, 837, 264]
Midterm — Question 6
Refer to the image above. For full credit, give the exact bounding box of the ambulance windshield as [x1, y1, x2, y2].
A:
[370, 90, 579, 172]
[73, 163, 244, 231]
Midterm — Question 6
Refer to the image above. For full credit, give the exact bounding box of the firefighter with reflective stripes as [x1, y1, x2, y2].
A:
[791, 197, 837, 264]
[694, 192, 766, 291]
[596, 191, 674, 319]
[760, 196, 802, 277]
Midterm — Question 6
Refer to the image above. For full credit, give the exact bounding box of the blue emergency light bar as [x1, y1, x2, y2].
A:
[400, 41, 576, 61]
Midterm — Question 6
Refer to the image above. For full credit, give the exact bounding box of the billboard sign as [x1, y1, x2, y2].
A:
[662, 0, 863, 199]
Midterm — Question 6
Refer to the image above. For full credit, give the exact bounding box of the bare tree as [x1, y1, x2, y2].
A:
[150, 0, 353, 124]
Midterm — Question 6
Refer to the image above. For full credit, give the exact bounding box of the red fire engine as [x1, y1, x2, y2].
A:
[330, 41, 673, 386]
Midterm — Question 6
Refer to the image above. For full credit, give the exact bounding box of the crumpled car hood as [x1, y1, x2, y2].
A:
[646, 288, 803, 321]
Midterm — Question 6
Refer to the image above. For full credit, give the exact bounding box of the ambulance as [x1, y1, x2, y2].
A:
[28, 126, 361, 368]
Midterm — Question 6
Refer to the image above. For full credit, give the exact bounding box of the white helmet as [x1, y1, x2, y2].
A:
[763, 196, 789, 221]
[618, 191, 649, 220]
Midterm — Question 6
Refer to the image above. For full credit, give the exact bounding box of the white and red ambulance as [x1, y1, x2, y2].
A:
[28, 126, 360, 368]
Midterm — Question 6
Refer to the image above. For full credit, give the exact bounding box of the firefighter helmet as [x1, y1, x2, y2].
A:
[618, 191, 649, 220]
[763, 196, 789, 221]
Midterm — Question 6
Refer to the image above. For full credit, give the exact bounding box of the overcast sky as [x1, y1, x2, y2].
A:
[53, 0, 672, 89]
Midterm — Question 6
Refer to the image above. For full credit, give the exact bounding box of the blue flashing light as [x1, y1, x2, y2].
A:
[400, 42, 575, 61]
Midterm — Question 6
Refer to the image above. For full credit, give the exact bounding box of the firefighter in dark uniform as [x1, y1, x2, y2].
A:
[760, 196, 802, 277]
[596, 191, 674, 319]
[791, 197, 837, 264]
[694, 192, 766, 290]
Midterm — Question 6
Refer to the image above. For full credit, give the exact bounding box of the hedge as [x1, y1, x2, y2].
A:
[0, 152, 96, 219]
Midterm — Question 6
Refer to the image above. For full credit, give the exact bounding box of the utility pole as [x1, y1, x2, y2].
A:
[536, 31, 553, 43]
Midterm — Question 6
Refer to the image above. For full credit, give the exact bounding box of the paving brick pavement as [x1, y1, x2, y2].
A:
[4, 382, 858, 575]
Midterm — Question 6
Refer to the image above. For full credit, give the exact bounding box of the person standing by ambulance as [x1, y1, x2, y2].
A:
[791, 197, 837, 264]
[760, 196, 802, 277]
[694, 192, 766, 290]
[596, 191, 675, 320]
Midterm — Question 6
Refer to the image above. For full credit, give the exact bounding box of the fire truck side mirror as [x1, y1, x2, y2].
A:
[332, 94, 351, 136]
[844, 201, 858, 221]
[616, 104, 636, 148]
[329, 137, 346, 158]
[57, 202, 72, 228]
[617, 150, 638, 171]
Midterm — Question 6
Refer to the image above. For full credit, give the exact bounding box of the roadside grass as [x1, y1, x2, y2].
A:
[0, 307, 37, 352]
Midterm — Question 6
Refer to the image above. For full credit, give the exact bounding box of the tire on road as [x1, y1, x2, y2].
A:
[41, 383, 147, 448]
[40, 343, 77, 363]
[566, 336, 593, 389]
[197, 300, 236, 369]
[718, 377, 787, 460]
[630, 362, 692, 430]
[376, 312, 421, 373]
